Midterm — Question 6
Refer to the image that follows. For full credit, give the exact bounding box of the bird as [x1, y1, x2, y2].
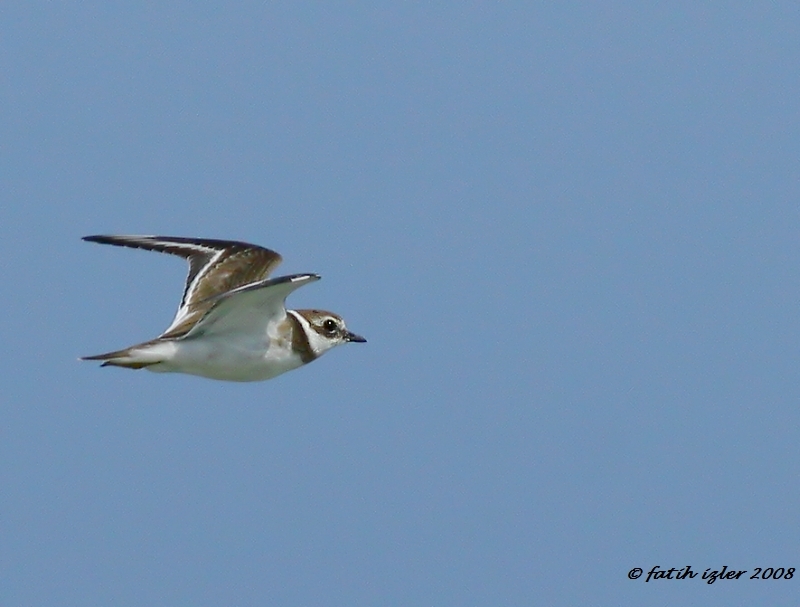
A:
[81, 235, 366, 382]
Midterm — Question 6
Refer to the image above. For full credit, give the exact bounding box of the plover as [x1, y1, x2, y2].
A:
[82, 235, 365, 382]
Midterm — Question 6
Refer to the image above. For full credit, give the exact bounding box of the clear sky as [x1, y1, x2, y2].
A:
[2, 3, 799, 605]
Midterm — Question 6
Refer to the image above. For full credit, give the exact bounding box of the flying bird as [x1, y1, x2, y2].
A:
[82, 235, 365, 381]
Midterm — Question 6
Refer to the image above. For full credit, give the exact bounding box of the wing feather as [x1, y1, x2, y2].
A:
[83, 235, 284, 337]
[183, 274, 321, 339]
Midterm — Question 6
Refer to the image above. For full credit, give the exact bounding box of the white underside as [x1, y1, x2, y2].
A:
[135, 333, 307, 382]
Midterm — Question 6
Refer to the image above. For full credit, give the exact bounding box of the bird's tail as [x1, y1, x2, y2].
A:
[81, 340, 166, 370]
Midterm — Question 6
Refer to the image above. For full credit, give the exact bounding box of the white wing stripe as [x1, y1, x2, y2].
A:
[181, 249, 226, 309]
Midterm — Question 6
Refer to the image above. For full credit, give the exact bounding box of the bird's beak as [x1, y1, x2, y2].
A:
[346, 331, 367, 343]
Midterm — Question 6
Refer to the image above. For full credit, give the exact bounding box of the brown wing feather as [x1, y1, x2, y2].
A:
[160, 246, 285, 338]
[83, 235, 283, 338]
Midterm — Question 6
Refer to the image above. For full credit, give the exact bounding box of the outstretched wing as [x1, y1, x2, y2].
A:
[183, 274, 321, 339]
[83, 235, 284, 338]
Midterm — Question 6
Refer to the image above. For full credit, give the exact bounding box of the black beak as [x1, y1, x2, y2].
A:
[346, 331, 367, 343]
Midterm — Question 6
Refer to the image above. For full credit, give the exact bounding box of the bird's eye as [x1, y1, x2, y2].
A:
[323, 319, 337, 332]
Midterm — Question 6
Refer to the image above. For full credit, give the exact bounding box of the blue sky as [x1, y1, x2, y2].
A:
[2, 3, 799, 605]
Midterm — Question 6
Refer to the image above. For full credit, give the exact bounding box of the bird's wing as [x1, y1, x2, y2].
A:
[182, 274, 321, 339]
[83, 235, 284, 338]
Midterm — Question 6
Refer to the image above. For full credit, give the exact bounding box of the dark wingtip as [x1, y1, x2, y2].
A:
[82, 235, 116, 245]
[271, 273, 321, 285]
